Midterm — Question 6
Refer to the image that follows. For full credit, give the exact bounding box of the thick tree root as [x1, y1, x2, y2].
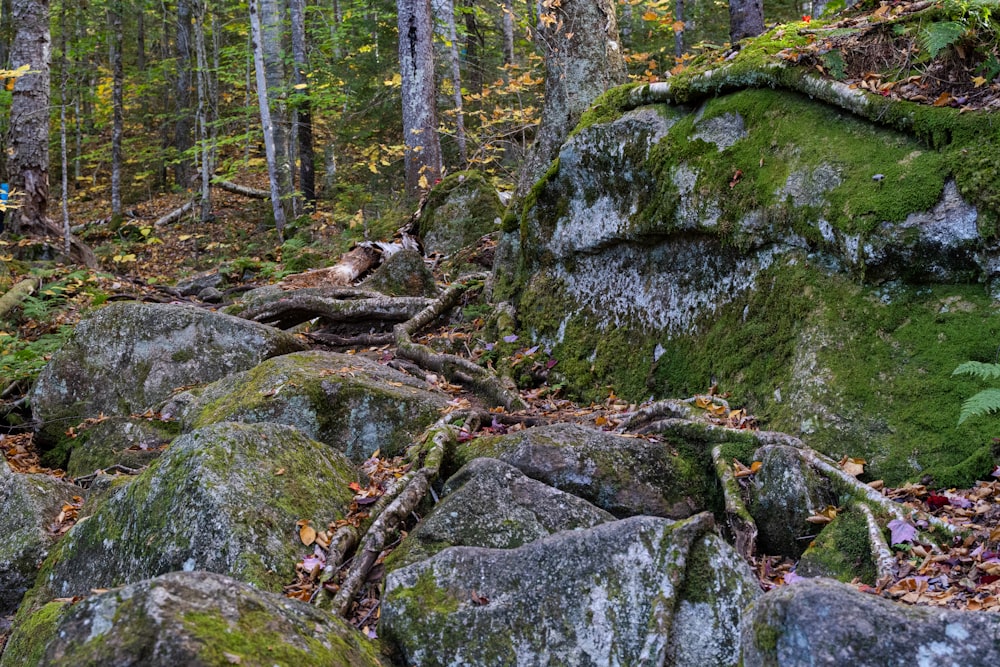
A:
[326, 421, 457, 618]
[712, 444, 758, 559]
[394, 274, 527, 412]
[858, 503, 898, 584]
[242, 293, 433, 330]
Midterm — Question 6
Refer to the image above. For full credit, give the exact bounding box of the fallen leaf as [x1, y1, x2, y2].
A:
[888, 518, 918, 545]
[298, 521, 317, 546]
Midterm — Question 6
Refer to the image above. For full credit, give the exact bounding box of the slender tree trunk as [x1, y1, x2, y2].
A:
[443, 0, 467, 165]
[249, 0, 287, 238]
[463, 0, 482, 96]
[260, 0, 293, 220]
[8, 0, 51, 233]
[137, 0, 146, 72]
[514, 0, 627, 197]
[397, 0, 442, 197]
[59, 0, 69, 252]
[620, 0, 632, 50]
[193, 0, 211, 222]
[502, 0, 514, 72]
[110, 0, 124, 222]
[0, 0, 13, 68]
[290, 0, 316, 206]
[174, 0, 194, 187]
[675, 0, 684, 58]
[729, 0, 764, 43]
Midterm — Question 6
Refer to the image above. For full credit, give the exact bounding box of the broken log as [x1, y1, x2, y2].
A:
[153, 200, 196, 227]
[214, 179, 270, 199]
[0, 278, 38, 319]
[279, 245, 381, 289]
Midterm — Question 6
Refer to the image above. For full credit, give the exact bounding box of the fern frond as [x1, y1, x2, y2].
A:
[920, 21, 966, 59]
[958, 388, 1000, 424]
[952, 360, 1000, 381]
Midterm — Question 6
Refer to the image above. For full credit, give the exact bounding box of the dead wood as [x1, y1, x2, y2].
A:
[242, 292, 432, 330]
[0, 278, 38, 320]
[394, 274, 527, 411]
[15, 216, 97, 267]
[712, 443, 757, 559]
[280, 246, 380, 289]
[153, 200, 196, 227]
[214, 179, 270, 199]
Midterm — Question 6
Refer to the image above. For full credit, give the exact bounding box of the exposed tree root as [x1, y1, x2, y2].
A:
[242, 293, 433, 330]
[712, 443, 758, 559]
[305, 331, 396, 347]
[858, 503, 898, 584]
[394, 274, 527, 412]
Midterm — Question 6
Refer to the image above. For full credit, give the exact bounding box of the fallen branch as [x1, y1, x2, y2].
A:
[394, 275, 527, 412]
[153, 200, 196, 227]
[214, 179, 270, 199]
[280, 246, 380, 289]
[0, 278, 38, 320]
[858, 503, 897, 584]
[242, 293, 432, 330]
[712, 444, 757, 559]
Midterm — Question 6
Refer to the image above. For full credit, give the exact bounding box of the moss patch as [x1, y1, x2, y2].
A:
[0, 600, 71, 667]
[797, 509, 876, 585]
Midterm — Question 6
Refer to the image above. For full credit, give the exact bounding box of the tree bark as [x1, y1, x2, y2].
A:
[8, 0, 51, 234]
[110, 0, 124, 222]
[729, 0, 764, 44]
[261, 0, 293, 219]
[514, 0, 627, 197]
[502, 0, 514, 72]
[249, 0, 288, 238]
[58, 0, 68, 253]
[397, 0, 442, 198]
[174, 0, 194, 187]
[442, 0, 467, 165]
[193, 0, 212, 222]
[289, 0, 316, 205]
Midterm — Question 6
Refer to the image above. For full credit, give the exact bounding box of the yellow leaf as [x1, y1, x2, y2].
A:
[178, 234, 193, 241]
[418, 174, 430, 189]
[749, 461, 762, 474]
[293, 83, 308, 90]
[933, 91, 953, 107]
[368, 162, 379, 174]
[972, 75, 987, 88]
[839, 456, 866, 477]
[642, 10, 659, 21]
[274, 467, 286, 476]
[672, 20, 685, 33]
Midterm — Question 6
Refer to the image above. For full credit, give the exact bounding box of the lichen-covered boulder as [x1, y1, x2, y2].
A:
[0, 464, 79, 616]
[741, 578, 1000, 666]
[796, 508, 875, 584]
[749, 445, 835, 558]
[24, 422, 355, 606]
[454, 422, 710, 518]
[360, 248, 438, 297]
[27, 571, 385, 667]
[382, 513, 759, 666]
[31, 302, 306, 437]
[64, 416, 179, 479]
[180, 351, 447, 460]
[388, 457, 614, 569]
[418, 171, 502, 256]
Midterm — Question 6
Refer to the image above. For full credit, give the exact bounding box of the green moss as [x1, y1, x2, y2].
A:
[798, 509, 876, 584]
[754, 621, 781, 654]
[170, 348, 196, 363]
[572, 82, 642, 135]
[0, 600, 71, 667]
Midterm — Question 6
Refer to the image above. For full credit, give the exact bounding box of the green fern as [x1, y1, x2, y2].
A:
[958, 388, 1000, 424]
[919, 21, 967, 58]
[953, 360, 1000, 381]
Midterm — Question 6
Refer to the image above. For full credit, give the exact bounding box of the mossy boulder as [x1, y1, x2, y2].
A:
[797, 508, 876, 585]
[418, 171, 502, 256]
[749, 445, 836, 558]
[30, 302, 306, 439]
[0, 465, 79, 616]
[452, 422, 711, 518]
[34, 571, 385, 667]
[387, 457, 614, 570]
[360, 248, 438, 297]
[21, 422, 355, 609]
[495, 82, 1000, 486]
[64, 416, 179, 479]
[382, 513, 759, 666]
[742, 578, 1000, 666]
[180, 350, 447, 461]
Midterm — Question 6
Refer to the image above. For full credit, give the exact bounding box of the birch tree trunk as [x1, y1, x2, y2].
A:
[249, 0, 287, 238]
[514, 0, 627, 197]
[8, 0, 51, 233]
[290, 0, 316, 206]
[502, 0, 515, 72]
[729, 0, 764, 43]
[442, 0, 467, 165]
[174, 0, 194, 187]
[109, 0, 124, 222]
[260, 0, 293, 220]
[193, 0, 212, 222]
[397, 0, 442, 198]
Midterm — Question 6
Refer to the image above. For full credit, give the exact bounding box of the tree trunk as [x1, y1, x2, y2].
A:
[59, 0, 68, 253]
[174, 0, 194, 187]
[249, 0, 288, 238]
[8, 0, 51, 234]
[620, 0, 632, 50]
[136, 0, 146, 72]
[397, 0, 442, 198]
[502, 0, 514, 72]
[110, 0, 124, 222]
[675, 0, 684, 58]
[289, 0, 316, 206]
[260, 0, 293, 220]
[729, 0, 764, 44]
[0, 0, 13, 68]
[193, 0, 212, 222]
[514, 0, 627, 197]
[463, 0, 482, 96]
[442, 0, 467, 165]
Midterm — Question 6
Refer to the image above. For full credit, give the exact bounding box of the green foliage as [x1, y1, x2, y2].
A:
[919, 21, 967, 58]
[953, 361, 1000, 423]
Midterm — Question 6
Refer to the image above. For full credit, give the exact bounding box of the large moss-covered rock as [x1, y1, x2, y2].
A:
[30, 302, 306, 438]
[495, 84, 1000, 486]
[64, 416, 179, 479]
[32, 571, 385, 667]
[382, 513, 759, 666]
[742, 578, 1000, 666]
[360, 249, 438, 297]
[388, 457, 614, 569]
[418, 171, 502, 256]
[0, 465, 78, 616]
[180, 351, 447, 460]
[796, 508, 876, 585]
[23, 422, 355, 607]
[454, 422, 711, 518]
